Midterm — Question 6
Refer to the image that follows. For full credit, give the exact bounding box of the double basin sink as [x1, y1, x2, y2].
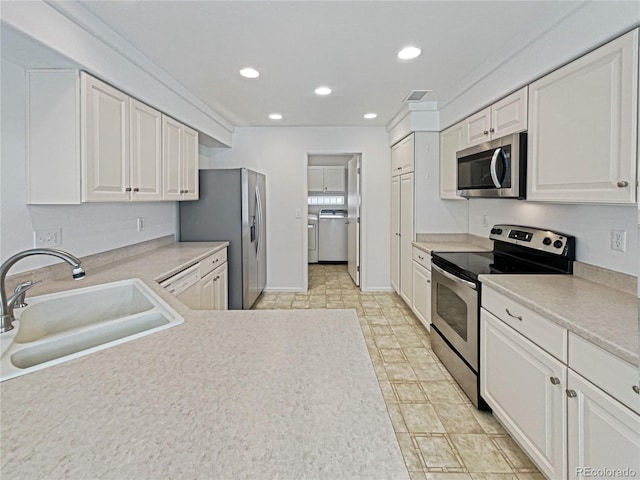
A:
[0, 279, 184, 382]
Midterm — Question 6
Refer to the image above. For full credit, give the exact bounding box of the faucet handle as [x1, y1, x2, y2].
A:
[11, 280, 42, 309]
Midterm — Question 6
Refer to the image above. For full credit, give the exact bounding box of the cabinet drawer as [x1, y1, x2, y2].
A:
[482, 287, 567, 362]
[199, 249, 227, 277]
[569, 333, 640, 414]
[412, 247, 431, 270]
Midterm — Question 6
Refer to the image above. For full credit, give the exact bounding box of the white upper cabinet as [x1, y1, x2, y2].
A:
[439, 121, 466, 200]
[162, 115, 199, 201]
[391, 134, 414, 176]
[464, 87, 528, 147]
[130, 98, 163, 201]
[307, 166, 345, 192]
[27, 70, 199, 204]
[81, 73, 130, 202]
[527, 29, 638, 204]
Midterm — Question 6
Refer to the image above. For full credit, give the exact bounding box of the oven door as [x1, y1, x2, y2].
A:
[430, 263, 478, 371]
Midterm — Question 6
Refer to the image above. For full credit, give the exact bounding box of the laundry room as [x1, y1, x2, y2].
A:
[307, 154, 359, 269]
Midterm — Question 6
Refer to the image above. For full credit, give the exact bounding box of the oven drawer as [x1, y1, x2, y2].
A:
[482, 287, 567, 362]
[412, 247, 431, 270]
[569, 333, 640, 414]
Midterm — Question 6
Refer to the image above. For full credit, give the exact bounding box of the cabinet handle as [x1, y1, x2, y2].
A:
[133, 188, 139, 192]
[125, 187, 132, 192]
[505, 308, 523, 321]
[617, 180, 629, 188]
[396, 167, 402, 170]
[633, 385, 640, 395]
[185, 189, 189, 193]
[483, 130, 489, 135]
[566, 389, 577, 398]
[549, 377, 561, 385]
[489, 128, 495, 133]
[427, 280, 431, 283]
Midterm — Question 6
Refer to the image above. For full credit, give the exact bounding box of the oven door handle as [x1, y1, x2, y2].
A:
[490, 148, 503, 188]
[432, 264, 477, 291]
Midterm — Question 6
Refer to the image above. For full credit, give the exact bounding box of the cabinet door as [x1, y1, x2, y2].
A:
[399, 134, 415, 174]
[323, 167, 346, 192]
[481, 310, 567, 479]
[464, 107, 491, 147]
[391, 141, 403, 176]
[390, 176, 401, 293]
[81, 73, 130, 202]
[411, 261, 431, 329]
[200, 271, 215, 310]
[528, 29, 638, 204]
[130, 99, 162, 201]
[308, 167, 324, 192]
[162, 115, 183, 201]
[439, 121, 465, 200]
[399, 173, 414, 304]
[567, 370, 640, 480]
[491, 86, 528, 139]
[182, 124, 199, 200]
[213, 264, 228, 310]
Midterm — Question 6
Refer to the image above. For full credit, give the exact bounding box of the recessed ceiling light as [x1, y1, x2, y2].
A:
[364, 113, 377, 119]
[397, 47, 422, 60]
[240, 67, 260, 78]
[269, 113, 283, 120]
[315, 87, 332, 96]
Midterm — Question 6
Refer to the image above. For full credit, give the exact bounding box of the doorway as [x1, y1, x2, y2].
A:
[305, 153, 361, 289]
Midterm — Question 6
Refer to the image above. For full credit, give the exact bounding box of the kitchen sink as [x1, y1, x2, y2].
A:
[0, 279, 184, 381]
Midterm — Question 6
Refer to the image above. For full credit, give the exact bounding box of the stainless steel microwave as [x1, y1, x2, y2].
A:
[456, 132, 527, 199]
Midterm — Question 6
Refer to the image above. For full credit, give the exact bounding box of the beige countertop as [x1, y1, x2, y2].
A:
[1, 242, 408, 479]
[480, 274, 638, 366]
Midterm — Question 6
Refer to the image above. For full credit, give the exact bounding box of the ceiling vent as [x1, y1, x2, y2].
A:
[405, 90, 431, 102]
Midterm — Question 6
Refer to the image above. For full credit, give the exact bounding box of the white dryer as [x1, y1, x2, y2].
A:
[318, 209, 348, 262]
[308, 214, 318, 263]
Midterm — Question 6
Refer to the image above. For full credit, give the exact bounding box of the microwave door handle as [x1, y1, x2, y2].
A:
[490, 148, 502, 188]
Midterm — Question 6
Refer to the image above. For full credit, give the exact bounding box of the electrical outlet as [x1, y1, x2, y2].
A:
[611, 229, 626, 252]
[34, 228, 62, 247]
[137, 217, 145, 232]
[482, 215, 488, 227]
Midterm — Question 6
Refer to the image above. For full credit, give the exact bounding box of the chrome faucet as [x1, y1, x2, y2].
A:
[0, 248, 86, 333]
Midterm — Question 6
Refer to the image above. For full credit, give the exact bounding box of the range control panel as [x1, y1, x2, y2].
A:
[489, 224, 576, 257]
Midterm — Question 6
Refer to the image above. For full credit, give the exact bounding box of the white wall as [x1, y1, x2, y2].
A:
[200, 127, 391, 291]
[468, 199, 638, 275]
[413, 132, 468, 234]
[1, 59, 177, 274]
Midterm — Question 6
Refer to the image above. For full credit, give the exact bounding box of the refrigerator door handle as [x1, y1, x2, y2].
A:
[255, 185, 262, 256]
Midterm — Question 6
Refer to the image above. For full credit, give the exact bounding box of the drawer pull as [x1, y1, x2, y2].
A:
[566, 389, 577, 398]
[505, 308, 523, 321]
[549, 377, 560, 385]
[633, 385, 640, 395]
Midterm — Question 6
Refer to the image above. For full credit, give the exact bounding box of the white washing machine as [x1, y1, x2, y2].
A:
[318, 209, 348, 262]
[308, 214, 318, 263]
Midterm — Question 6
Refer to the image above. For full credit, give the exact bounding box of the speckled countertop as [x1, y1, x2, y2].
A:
[480, 275, 638, 366]
[412, 241, 490, 255]
[1, 242, 408, 480]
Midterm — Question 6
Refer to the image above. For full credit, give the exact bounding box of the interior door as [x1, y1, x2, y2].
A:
[347, 156, 360, 286]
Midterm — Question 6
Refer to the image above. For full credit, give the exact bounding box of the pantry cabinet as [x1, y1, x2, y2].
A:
[439, 121, 465, 199]
[162, 115, 199, 201]
[464, 87, 528, 147]
[527, 29, 638, 204]
[391, 133, 414, 176]
[27, 70, 198, 204]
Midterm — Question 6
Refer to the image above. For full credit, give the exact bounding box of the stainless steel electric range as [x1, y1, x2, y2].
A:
[430, 225, 576, 409]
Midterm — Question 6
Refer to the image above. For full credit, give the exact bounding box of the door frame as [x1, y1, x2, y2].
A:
[303, 151, 363, 292]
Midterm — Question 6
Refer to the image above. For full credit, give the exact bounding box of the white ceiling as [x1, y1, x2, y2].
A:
[69, 1, 587, 127]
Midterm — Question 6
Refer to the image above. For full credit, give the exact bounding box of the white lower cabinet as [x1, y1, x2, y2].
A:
[567, 370, 640, 480]
[411, 248, 431, 329]
[481, 309, 567, 479]
[200, 263, 228, 310]
[481, 287, 640, 480]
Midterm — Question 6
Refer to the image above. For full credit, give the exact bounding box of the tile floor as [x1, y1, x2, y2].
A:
[253, 264, 544, 480]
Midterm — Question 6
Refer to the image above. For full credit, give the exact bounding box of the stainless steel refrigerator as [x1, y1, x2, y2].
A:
[179, 168, 266, 309]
